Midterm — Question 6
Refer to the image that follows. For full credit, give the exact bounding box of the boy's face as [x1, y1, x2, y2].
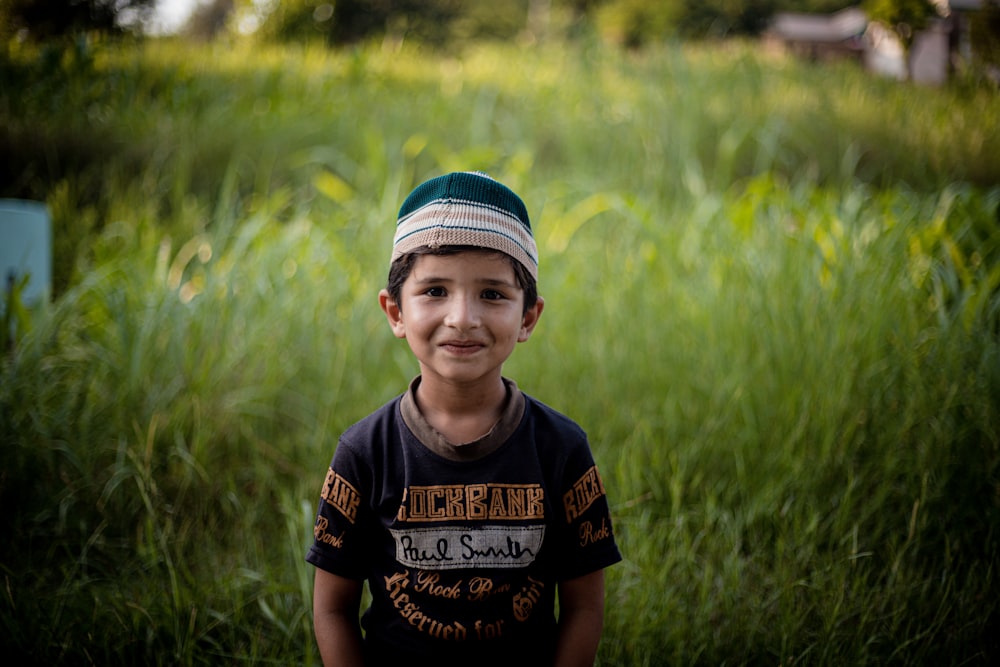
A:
[379, 251, 543, 388]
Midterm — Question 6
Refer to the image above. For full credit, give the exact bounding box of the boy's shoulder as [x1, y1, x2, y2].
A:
[338, 393, 405, 446]
[522, 392, 586, 435]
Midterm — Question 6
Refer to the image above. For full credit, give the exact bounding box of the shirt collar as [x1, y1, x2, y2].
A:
[399, 376, 525, 462]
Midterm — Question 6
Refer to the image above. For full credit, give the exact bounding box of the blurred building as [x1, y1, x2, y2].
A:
[766, 6, 868, 63]
[766, 1, 990, 85]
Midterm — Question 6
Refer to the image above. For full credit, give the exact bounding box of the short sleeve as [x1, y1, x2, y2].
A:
[554, 453, 622, 581]
[305, 438, 374, 579]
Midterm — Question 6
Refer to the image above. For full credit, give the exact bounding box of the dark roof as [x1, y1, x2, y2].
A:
[948, 1, 983, 10]
[769, 7, 867, 43]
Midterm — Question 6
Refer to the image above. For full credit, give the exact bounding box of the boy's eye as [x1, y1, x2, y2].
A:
[482, 289, 505, 300]
[424, 287, 446, 297]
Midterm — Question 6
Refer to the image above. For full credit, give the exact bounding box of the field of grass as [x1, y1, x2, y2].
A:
[1, 34, 999, 665]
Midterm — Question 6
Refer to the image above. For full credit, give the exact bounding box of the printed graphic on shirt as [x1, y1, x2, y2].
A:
[578, 516, 613, 548]
[383, 569, 470, 641]
[391, 482, 547, 571]
[382, 568, 547, 642]
[390, 525, 546, 570]
[313, 515, 345, 549]
[396, 483, 545, 522]
[562, 465, 606, 523]
[320, 468, 361, 524]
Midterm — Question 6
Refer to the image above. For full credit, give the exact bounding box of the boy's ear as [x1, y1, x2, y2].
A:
[379, 289, 406, 339]
[518, 296, 544, 343]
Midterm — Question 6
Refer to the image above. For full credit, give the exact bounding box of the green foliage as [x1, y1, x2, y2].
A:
[595, 0, 684, 47]
[969, 1, 1000, 69]
[1, 37, 999, 664]
[675, 0, 780, 37]
[0, 0, 156, 40]
[254, 0, 531, 47]
[775, 0, 857, 11]
[1, 272, 31, 353]
[582, 0, 859, 45]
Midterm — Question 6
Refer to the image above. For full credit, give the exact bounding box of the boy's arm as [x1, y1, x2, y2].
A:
[313, 568, 366, 667]
[553, 569, 606, 667]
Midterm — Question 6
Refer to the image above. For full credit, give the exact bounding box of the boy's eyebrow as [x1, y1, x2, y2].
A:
[479, 277, 521, 289]
[410, 274, 520, 288]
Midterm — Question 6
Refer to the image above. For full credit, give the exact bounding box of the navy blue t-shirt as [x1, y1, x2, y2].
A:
[306, 381, 621, 664]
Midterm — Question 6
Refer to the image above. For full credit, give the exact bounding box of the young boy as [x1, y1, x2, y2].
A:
[306, 171, 621, 666]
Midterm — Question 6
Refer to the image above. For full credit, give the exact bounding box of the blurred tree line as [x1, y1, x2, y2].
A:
[0, 0, 875, 44]
[222, 0, 863, 46]
[191, 0, 999, 78]
[2, 0, 996, 71]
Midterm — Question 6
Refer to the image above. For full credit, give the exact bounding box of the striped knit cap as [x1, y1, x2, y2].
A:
[392, 172, 538, 280]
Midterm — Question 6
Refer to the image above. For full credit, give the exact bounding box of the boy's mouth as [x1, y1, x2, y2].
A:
[440, 339, 486, 353]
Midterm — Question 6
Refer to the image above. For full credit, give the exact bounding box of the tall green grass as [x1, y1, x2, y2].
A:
[1, 36, 999, 664]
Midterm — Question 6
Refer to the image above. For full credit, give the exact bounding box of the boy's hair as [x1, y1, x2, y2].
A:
[386, 246, 539, 316]
[391, 172, 538, 282]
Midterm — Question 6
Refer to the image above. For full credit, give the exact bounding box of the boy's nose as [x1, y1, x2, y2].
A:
[443, 295, 481, 330]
